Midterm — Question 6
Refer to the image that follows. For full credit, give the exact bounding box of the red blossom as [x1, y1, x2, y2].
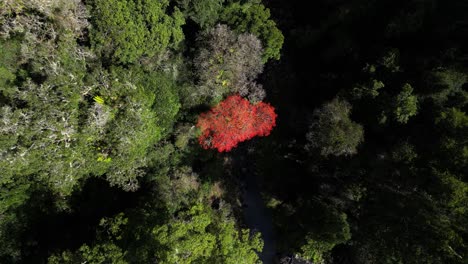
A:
[197, 95, 277, 152]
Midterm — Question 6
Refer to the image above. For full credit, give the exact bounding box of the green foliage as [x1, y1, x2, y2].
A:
[437, 107, 468, 129]
[352, 79, 385, 99]
[177, 0, 225, 28]
[93, 95, 105, 105]
[0, 39, 21, 88]
[5, 0, 468, 264]
[378, 49, 401, 72]
[87, 67, 181, 190]
[436, 170, 468, 215]
[89, 0, 185, 64]
[0, 0, 280, 262]
[220, 2, 284, 62]
[210, 221, 263, 264]
[48, 243, 127, 264]
[174, 124, 196, 150]
[48, 212, 130, 264]
[355, 181, 466, 264]
[300, 239, 335, 263]
[49, 198, 262, 263]
[8, 64, 174, 191]
[0, 0, 24, 17]
[99, 213, 129, 241]
[0, 180, 30, 216]
[0, 180, 32, 262]
[153, 203, 262, 263]
[298, 207, 351, 263]
[436, 107, 468, 168]
[78, 244, 127, 264]
[0, 1, 103, 197]
[0, 3, 181, 196]
[306, 98, 364, 157]
[426, 69, 467, 104]
[153, 203, 217, 263]
[0, 41, 94, 196]
[154, 166, 201, 213]
[394, 83, 418, 123]
[391, 141, 418, 164]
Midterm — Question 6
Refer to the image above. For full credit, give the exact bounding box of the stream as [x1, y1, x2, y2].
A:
[242, 170, 277, 264]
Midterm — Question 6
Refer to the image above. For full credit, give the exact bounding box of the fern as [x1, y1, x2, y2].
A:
[93, 95, 105, 105]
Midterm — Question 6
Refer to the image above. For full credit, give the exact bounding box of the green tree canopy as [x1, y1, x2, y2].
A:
[300, 211, 351, 263]
[153, 203, 262, 263]
[306, 98, 364, 157]
[394, 83, 418, 124]
[89, 0, 185, 64]
[220, 2, 284, 62]
[177, 0, 225, 29]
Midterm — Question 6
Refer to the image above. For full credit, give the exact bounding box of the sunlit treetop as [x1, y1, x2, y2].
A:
[197, 95, 277, 152]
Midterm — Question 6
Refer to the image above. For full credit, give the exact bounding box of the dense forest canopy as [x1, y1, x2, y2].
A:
[0, 0, 467, 263]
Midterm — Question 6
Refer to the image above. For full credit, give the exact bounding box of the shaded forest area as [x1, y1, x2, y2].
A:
[0, 0, 467, 263]
[258, 0, 467, 263]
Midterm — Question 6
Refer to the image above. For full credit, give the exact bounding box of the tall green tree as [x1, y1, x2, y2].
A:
[89, 0, 185, 64]
[220, 2, 284, 62]
[177, 0, 225, 28]
[394, 83, 418, 124]
[306, 98, 364, 157]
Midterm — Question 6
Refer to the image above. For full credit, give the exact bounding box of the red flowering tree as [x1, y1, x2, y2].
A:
[197, 95, 277, 152]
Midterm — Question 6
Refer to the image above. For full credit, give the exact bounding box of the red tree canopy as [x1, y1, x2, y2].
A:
[197, 95, 277, 152]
